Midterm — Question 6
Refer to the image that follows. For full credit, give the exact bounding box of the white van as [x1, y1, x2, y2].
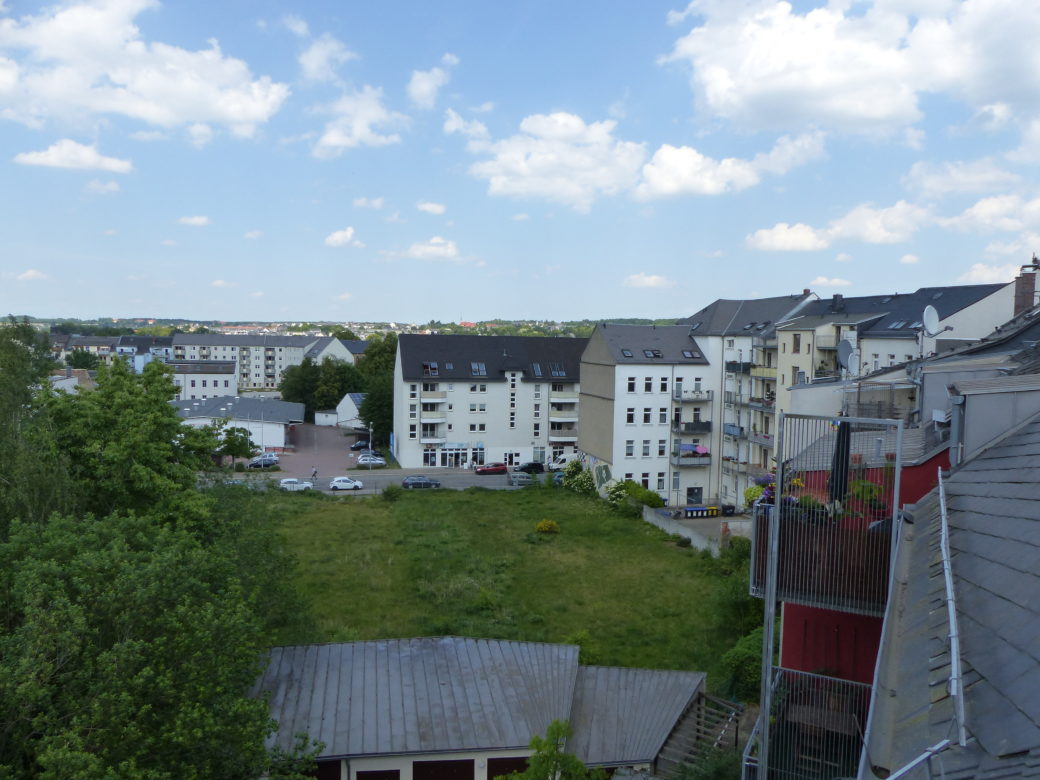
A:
[546, 452, 581, 472]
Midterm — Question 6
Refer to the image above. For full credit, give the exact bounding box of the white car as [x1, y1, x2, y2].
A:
[279, 478, 313, 492]
[330, 476, 363, 491]
[357, 454, 387, 467]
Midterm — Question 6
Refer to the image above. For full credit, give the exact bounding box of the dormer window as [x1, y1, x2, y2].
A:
[422, 361, 439, 376]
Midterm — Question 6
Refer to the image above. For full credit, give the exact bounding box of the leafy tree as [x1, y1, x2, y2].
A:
[329, 327, 359, 340]
[357, 332, 397, 382]
[65, 350, 100, 369]
[358, 373, 393, 446]
[219, 425, 258, 462]
[279, 357, 320, 420]
[509, 721, 604, 780]
[280, 357, 364, 421]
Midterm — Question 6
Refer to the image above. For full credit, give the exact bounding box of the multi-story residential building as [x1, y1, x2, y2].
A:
[114, 335, 173, 372]
[392, 334, 587, 468]
[171, 334, 319, 390]
[676, 293, 817, 508]
[168, 360, 238, 401]
[578, 324, 716, 505]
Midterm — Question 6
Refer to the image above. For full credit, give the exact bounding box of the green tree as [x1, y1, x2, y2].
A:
[313, 357, 365, 412]
[65, 350, 100, 369]
[329, 327, 359, 340]
[509, 721, 604, 780]
[279, 357, 321, 421]
[219, 425, 258, 462]
[357, 332, 397, 382]
[358, 373, 393, 446]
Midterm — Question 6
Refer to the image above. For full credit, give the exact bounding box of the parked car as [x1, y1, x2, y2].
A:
[247, 453, 279, 469]
[358, 449, 384, 458]
[546, 453, 580, 471]
[402, 475, 441, 489]
[357, 454, 387, 467]
[475, 462, 507, 475]
[279, 478, 313, 492]
[507, 472, 535, 486]
[350, 439, 370, 451]
[513, 462, 545, 474]
[329, 476, 364, 491]
[551, 471, 565, 486]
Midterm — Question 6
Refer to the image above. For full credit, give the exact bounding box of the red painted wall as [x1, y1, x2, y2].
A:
[780, 603, 882, 684]
[899, 448, 949, 505]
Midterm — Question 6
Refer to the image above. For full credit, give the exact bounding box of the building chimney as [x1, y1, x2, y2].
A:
[831, 293, 845, 312]
[1014, 259, 1039, 315]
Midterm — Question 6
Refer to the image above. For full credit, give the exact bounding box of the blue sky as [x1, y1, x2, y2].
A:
[3, 0, 1040, 322]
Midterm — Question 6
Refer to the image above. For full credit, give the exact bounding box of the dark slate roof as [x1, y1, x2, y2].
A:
[793, 284, 1006, 340]
[568, 666, 704, 766]
[397, 334, 587, 382]
[167, 360, 236, 374]
[304, 336, 334, 359]
[116, 335, 173, 352]
[342, 339, 369, 355]
[172, 333, 317, 348]
[676, 293, 815, 336]
[591, 324, 709, 365]
[257, 637, 579, 758]
[171, 395, 305, 424]
[867, 414, 1040, 778]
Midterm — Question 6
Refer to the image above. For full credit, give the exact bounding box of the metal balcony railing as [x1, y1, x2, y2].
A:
[751, 365, 778, 379]
[674, 388, 714, 402]
[749, 431, 774, 447]
[726, 361, 754, 374]
[670, 453, 711, 467]
[673, 420, 713, 434]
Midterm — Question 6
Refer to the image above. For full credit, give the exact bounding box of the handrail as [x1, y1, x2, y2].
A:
[937, 468, 968, 747]
[885, 739, 951, 779]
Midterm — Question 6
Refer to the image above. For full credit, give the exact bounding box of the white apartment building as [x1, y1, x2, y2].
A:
[393, 334, 587, 468]
[169, 360, 238, 401]
[171, 334, 319, 390]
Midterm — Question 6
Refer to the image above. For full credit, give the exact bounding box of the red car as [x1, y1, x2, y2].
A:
[474, 462, 507, 475]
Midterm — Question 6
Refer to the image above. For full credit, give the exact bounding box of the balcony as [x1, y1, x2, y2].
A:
[721, 459, 771, 479]
[420, 411, 446, 422]
[750, 504, 892, 616]
[549, 389, 580, 402]
[672, 420, 712, 434]
[750, 365, 777, 379]
[670, 452, 711, 467]
[747, 396, 776, 413]
[744, 668, 871, 780]
[420, 431, 446, 444]
[814, 335, 839, 349]
[549, 428, 578, 442]
[749, 431, 774, 447]
[724, 423, 745, 438]
[673, 387, 713, 403]
[420, 391, 447, 400]
[549, 410, 579, 422]
[726, 360, 754, 374]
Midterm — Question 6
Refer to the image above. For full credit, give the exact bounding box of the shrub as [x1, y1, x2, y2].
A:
[234, 462, 245, 473]
[624, 480, 665, 508]
[676, 536, 692, 548]
[563, 629, 600, 665]
[605, 481, 629, 507]
[674, 748, 742, 780]
[381, 483, 403, 503]
[743, 484, 764, 505]
[565, 468, 596, 497]
[535, 519, 560, 535]
[719, 626, 763, 702]
[563, 458, 584, 479]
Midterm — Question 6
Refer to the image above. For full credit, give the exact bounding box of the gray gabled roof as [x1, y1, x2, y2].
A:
[866, 414, 1040, 778]
[568, 666, 704, 766]
[172, 333, 317, 348]
[398, 334, 587, 383]
[257, 637, 579, 758]
[171, 395, 305, 424]
[677, 293, 815, 336]
[342, 339, 369, 355]
[591, 324, 709, 365]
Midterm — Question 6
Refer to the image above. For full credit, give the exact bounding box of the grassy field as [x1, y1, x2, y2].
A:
[277, 485, 758, 689]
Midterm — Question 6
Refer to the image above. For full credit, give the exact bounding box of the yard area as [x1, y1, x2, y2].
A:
[277, 485, 759, 688]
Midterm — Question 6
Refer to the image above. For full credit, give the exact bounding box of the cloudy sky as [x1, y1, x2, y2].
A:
[3, 0, 1040, 322]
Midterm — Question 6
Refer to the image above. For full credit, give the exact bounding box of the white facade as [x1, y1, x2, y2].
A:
[171, 362, 238, 401]
[172, 335, 316, 390]
[179, 415, 291, 451]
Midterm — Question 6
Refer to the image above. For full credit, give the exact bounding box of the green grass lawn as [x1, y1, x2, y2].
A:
[277, 485, 758, 689]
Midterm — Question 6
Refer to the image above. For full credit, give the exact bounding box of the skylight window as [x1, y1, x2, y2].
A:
[682, 349, 702, 359]
[620, 349, 633, 357]
[532, 363, 543, 377]
[743, 323, 754, 330]
[643, 349, 663, 358]
[932, 292, 943, 299]
[888, 320, 907, 329]
[689, 322, 701, 331]
[549, 362, 566, 377]
[444, 361, 454, 370]
[909, 321, 922, 329]
[470, 361, 487, 376]
[422, 361, 439, 376]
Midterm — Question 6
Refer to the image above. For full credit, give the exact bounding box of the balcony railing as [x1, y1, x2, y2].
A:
[549, 390, 580, 402]
[420, 436, 447, 444]
[750, 365, 777, 379]
[419, 391, 447, 399]
[743, 668, 870, 780]
[747, 397, 776, 412]
[726, 361, 754, 374]
[674, 388, 713, 403]
[549, 429, 578, 441]
[750, 503, 892, 615]
[814, 335, 839, 349]
[749, 431, 774, 447]
[549, 411, 579, 422]
[673, 420, 713, 434]
[724, 423, 746, 438]
[670, 453, 711, 467]
[721, 460, 771, 478]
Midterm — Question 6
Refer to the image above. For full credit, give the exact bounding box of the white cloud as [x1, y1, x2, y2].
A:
[417, 201, 446, 215]
[16, 268, 47, 281]
[187, 123, 213, 147]
[0, 1, 289, 134]
[405, 236, 460, 261]
[899, 253, 920, 264]
[211, 279, 229, 287]
[443, 108, 489, 141]
[634, 131, 824, 199]
[939, 195, 1039, 233]
[903, 159, 1020, 199]
[250, 290, 264, 297]
[13, 139, 132, 172]
[746, 222, 829, 251]
[281, 15, 309, 37]
[178, 215, 210, 226]
[407, 54, 457, 109]
[243, 230, 263, 239]
[471, 101, 494, 113]
[85, 178, 119, 194]
[129, 129, 167, 142]
[336, 292, 351, 300]
[313, 86, 407, 158]
[512, 213, 530, 221]
[103, 228, 117, 235]
[299, 34, 357, 82]
[809, 276, 852, 287]
[624, 272, 676, 289]
[467, 112, 646, 212]
[161, 238, 177, 246]
[959, 263, 1019, 283]
[835, 252, 853, 262]
[663, 1, 1040, 138]
[324, 227, 363, 247]
[353, 196, 384, 209]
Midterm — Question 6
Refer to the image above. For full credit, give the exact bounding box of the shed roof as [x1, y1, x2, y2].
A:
[257, 637, 579, 758]
[397, 334, 587, 383]
[171, 395, 304, 424]
[866, 414, 1040, 778]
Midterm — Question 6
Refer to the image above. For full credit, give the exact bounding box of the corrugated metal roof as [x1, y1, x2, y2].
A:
[866, 414, 1040, 778]
[257, 637, 580, 758]
[952, 374, 1040, 395]
[568, 666, 704, 765]
[171, 395, 305, 424]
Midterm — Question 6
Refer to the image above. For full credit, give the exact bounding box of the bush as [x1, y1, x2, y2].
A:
[744, 484, 764, 505]
[565, 468, 596, 497]
[535, 519, 560, 534]
[719, 626, 763, 702]
[605, 481, 629, 507]
[623, 480, 664, 508]
[381, 483, 403, 503]
[674, 748, 742, 780]
[676, 536, 692, 548]
[234, 462, 245, 473]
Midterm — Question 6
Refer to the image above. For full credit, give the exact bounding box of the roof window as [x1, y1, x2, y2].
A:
[549, 362, 566, 377]
[620, 349, 633, 357]
[682, 349, 702, 359]
[532, 363, 543, 377]
[422, 361, 439, 377]
[643, 349, 663, 358]
[470, 361, 487, 376]
[688, 322, 701, 331]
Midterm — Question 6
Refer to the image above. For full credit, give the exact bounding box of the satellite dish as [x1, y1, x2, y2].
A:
[922, 305, 940, 336]
[836, 339, 854, 370]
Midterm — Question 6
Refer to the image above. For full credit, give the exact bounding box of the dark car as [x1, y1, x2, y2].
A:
[402, 475, 441, 489]
[474, 462, 507, 475]
[247, 453, 279, 469]
[513, 462, 545, 474]
[350, 439, 370, 451]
